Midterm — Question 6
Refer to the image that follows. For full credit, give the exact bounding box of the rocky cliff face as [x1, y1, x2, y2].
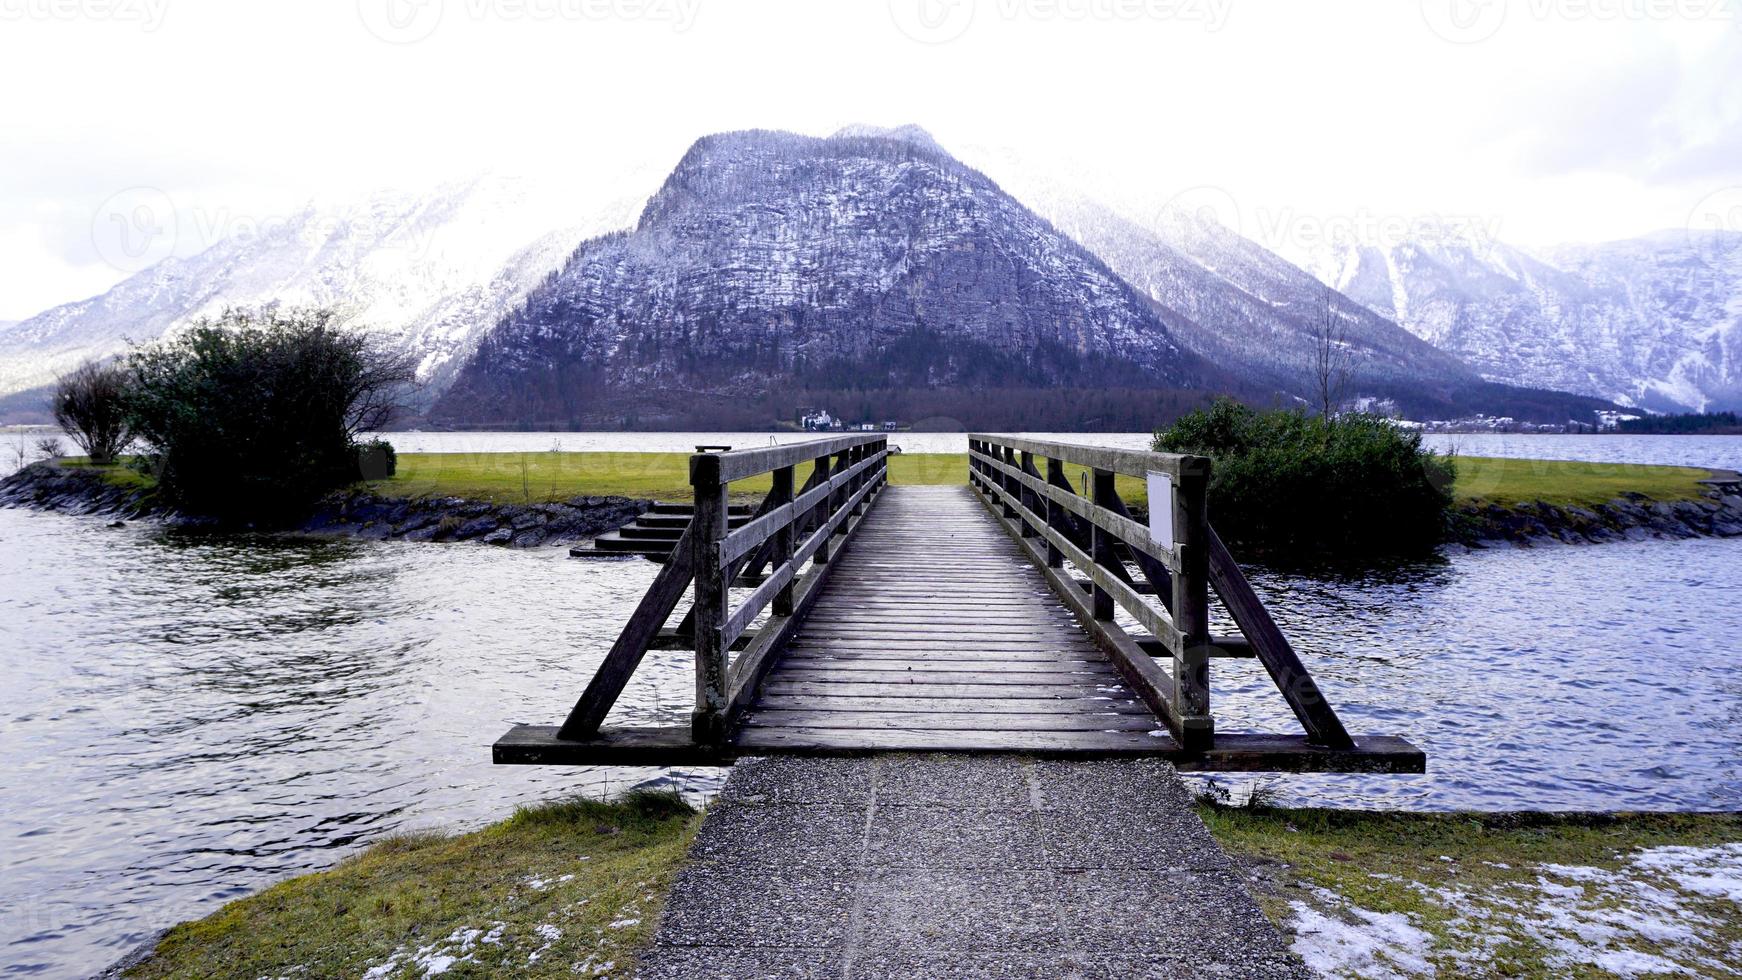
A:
[1297, 228, 1742, 413]
[433, 129, 1240, 427]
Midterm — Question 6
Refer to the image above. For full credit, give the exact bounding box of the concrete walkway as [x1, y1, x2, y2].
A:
[636, 755, 1310, 979]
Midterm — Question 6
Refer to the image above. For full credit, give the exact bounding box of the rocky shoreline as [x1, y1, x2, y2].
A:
[1448, 486, 1742, 549]
[0, 461, 651, 549]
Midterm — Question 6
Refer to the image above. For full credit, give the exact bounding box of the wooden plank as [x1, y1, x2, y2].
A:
[497, 724, 1422, 771]
[977, 475, 1184, 649]
[703, 434, 886, 484]
[1177, 734, 1425, 774]
[733, 726, 1178, 755]
[969, 481, 1184, 733]
[796, 624, 1087, 639]
[755, 694, 1149, 714]
[1169, 456, 1213, 750]
[771, 668, 1119, 686]
[723, 479, 885, 720]
[991, 455, 1182, 575]
[690, 475, 730, 743]
[779, 657, 1112, 673]
[1206, 527, 1354, 749]
[495, 725, 725, 766]
[555, 526, 696, 739]
[720, 471, 882, 647]
[719, 450, 886, 564]
[742, 709, 1159, 732]
[968, 434, 1208, 483]
[788, 648, 1098, 663]
[761, 680, 1129, 699]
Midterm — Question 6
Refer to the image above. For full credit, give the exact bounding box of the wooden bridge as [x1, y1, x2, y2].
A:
[495, 434, 1424, 772]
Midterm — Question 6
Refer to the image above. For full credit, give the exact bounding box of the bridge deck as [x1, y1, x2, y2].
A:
[736, 485, 1176, 755]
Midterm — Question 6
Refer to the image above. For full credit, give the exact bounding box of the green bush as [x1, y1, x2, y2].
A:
[124, 309, 414, 520]
[1154, 399, 1455, 558]
[357, 438, 397, 479]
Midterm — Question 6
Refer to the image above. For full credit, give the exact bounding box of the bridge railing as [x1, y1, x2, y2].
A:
[556, 434, 889, 746]
[968, 434, 1353, 752]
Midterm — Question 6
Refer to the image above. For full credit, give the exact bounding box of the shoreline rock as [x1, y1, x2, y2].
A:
[0, 461, 651, 549]
[1448, 489, 1742, 549]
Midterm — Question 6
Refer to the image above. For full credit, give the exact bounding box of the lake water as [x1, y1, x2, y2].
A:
[2, 432, 1740, 977]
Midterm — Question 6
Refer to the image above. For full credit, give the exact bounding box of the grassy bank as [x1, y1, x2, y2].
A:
[123, 791, 700, 980]
[362, 451, 1712, 510]
[63, 450, 1713, 511]
[1202, 805, 1742, 978]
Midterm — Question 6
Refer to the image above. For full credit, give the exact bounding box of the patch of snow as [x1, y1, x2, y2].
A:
[1290, 842, 1742, 977]
[606, 917, 641, 929]
[1287, 886, 1433, 979]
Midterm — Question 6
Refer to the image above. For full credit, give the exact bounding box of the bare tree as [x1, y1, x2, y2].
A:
[1312, 291, 1356, 421]
[52, 360, 134, 464]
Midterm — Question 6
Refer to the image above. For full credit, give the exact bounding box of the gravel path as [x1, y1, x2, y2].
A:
[636, 754, 1310, 979]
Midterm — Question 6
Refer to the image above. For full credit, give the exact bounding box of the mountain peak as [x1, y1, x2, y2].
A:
[829, 123, 946, 154]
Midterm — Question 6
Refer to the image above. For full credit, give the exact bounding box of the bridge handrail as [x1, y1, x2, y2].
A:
[967, 433, 1354, 751]
[699, 437, 888, 738]
[968, 434, 1209, 481]
[555, 434, 888, 746]
[968, 434, 1213, 749]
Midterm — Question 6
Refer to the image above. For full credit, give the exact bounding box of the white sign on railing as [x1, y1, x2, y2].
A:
[1147, 471, 1175, 549]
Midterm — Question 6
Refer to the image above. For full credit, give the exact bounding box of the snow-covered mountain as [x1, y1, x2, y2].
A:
[0, 172, 657, 405]
[981, 175, 1476, 394]
[1295, 227, 1742, 412]
[433, 128, 1246, 428]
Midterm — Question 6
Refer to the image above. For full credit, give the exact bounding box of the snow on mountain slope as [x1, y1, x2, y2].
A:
[1294, 227, 1742, 412]
[982, 172, 1477, 395]
[434, 128, 1237, 426]
[0, 172, 658, 403]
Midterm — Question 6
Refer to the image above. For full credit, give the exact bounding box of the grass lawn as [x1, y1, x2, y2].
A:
[125, 791, 700, 980]
[1452, 455, 1711, 508]
[1201, 804, 1742, 978]
[366, 451, 1712, 511]
[64, 449, 1712, 511]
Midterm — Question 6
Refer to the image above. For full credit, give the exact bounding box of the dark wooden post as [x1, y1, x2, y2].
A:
[1001, 445, 1019, 521]
[1089, 468, 1117, 621]
[689, 453, 730, 744]
[1018, 451, 1039, 538]
[811, 451, 835, 565]
[1172, 458, 1213, 751]
[850, 443, 868, 514]
[771, 464, 796, 617]
[1044, 456, 1064, 567]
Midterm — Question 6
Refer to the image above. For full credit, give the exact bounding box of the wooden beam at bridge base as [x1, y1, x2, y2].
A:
[491, 724, 1425, 773]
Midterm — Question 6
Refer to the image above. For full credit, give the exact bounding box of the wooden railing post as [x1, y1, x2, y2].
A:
[1001, 446, 1020, 522]
[771, 464, 796, 617]
[1018, 451, 1040, 538]
[1089, 468, 1118, 621]
[1044, 456, 1065, 568]
[811, 452, 835, 565]
[1172, 459, 1213, 750]
[689, 453, 730, 745]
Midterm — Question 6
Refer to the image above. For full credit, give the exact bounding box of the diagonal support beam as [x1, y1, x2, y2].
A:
[1206, 527, 1353, 749]
[557, 526, 697, 740]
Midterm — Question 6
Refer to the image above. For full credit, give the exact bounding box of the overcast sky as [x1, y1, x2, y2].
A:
[1, 0, 1739, 320]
